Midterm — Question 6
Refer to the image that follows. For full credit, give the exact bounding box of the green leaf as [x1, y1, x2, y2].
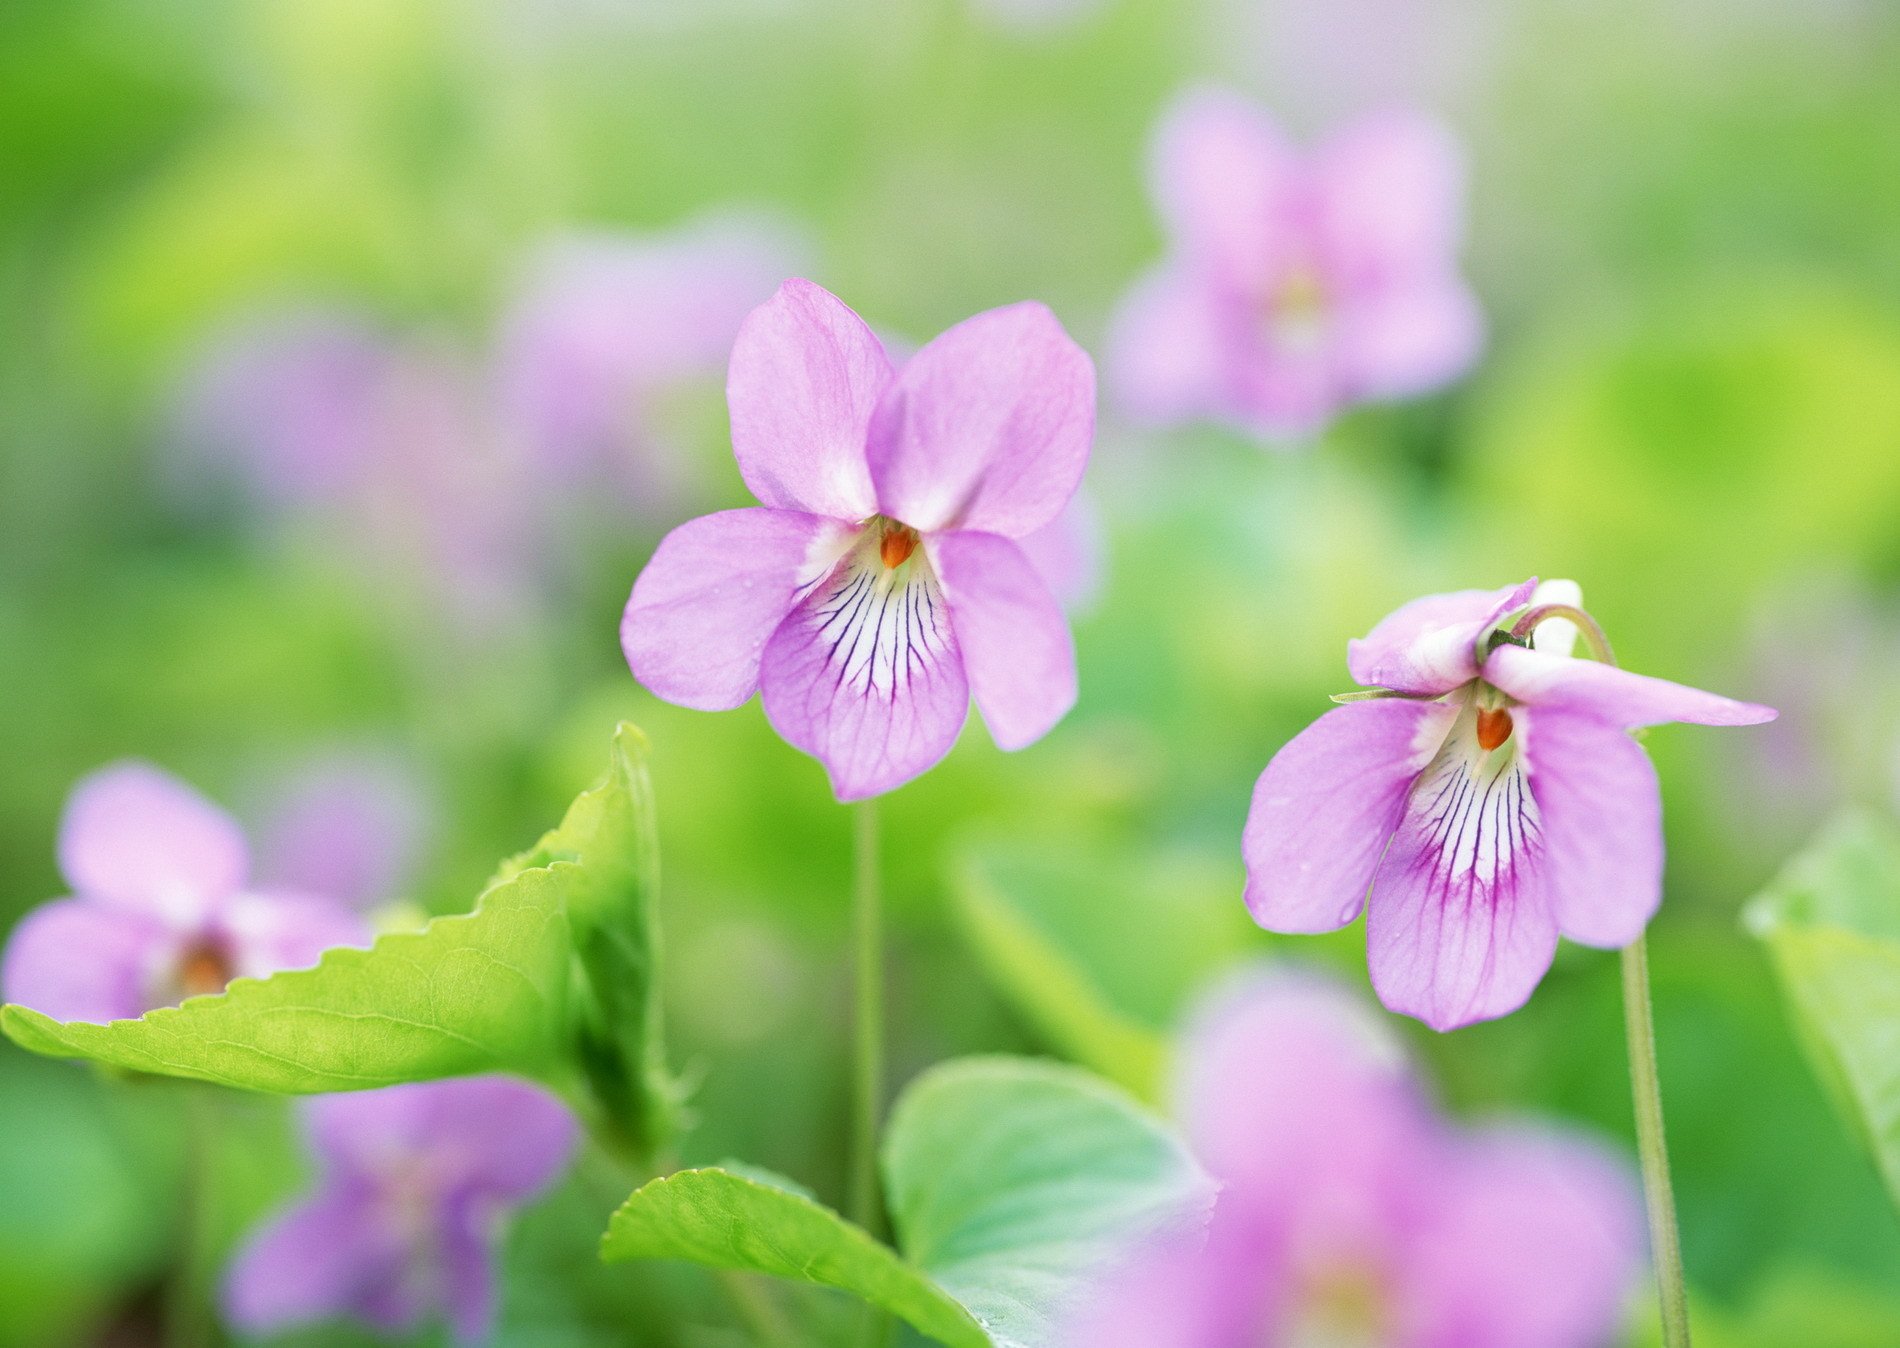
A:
[950, 842, 1254, 1101]
[1746, 810, 1900, 1210]
[2, 722, 676, 1155]
[601, 1056, 1210, 1348]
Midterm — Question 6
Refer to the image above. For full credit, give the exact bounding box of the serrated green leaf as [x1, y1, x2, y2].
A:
[1745, 810, 1900, 1211]
[950, 842, 1253, 1101]
[601, 1056, 1209, 1348]
[2, 722, 676, 1154]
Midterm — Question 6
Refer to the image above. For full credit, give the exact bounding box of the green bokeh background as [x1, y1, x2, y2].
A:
[4, 0, 1900, 1343]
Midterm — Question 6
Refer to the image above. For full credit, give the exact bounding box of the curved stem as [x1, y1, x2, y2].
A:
[1622, 936, 1693, 1347]
[848, 799, 884, 1237]
[1508, 603, 1618, 665]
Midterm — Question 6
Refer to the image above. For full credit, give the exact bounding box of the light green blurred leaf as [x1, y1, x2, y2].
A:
[602, 1056, 1210, 1348]
[1745, 810, 1900, 1210]
[2, 722, 677, 1155]
[950, 842, 1254, 1101]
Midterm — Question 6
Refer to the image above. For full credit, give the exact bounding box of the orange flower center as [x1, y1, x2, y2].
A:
[176, 939, 234, 998]
[1476, 706, 1514, 751]
[879, 521, 919, 569]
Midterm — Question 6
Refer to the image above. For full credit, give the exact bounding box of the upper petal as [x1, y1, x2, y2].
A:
[1396, 1125, 1643, 1348]
[218, 892, 374, 982]
[58, 763, 250, 922]
[424, 1076, 581, 1202]
[1244, 699, 1454, 933]
[758, 540, 971, 800]
[726, 278, 888, 519]
[622, 508, 853, 712]
[929, 531, 1077, 753]
[1106, 265, 1236, 427]
[1314, 110, 1468, 284]
[1347, 579, 1536, 695]
[1484, 644, 1779, 729]
[1523, 708, 1663, 948]
[1332, 276, 1483, 403]
[1366, 704, 1558, 1031]
[1149, 86, 1301, 294]
[0, 897, 172, 1023]
[865, 301, 1095, 537]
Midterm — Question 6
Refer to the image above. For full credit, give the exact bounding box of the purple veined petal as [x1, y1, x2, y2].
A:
[1244, 699, 1456, 933]
[0, 897, 173, 1023]
[1148, 86, 1302, 296]
[758, 539, 971, 801]
[1106, 265, 1236, 427]
[1175, 970, 1433, 1220]
[1522, 708, 1663, 948]
[222, 1180, 404, 1337]
[623, 508, 857, 712]
[1332, 274, 1484, 403]
[218, 891, 374, 982]
[258, 752, 431, 909]
[438, 1192, 501, 1344]
[1394, 1125, 1643, 1348]
[865, 301, 1095, 538]
[1314, 109, 1468, 286]
[727, 279, 888, 520]
[1016, 490, 1105, 614]
[58, 763, 250, 924]
[1366, 703, 1559, 1031]
[1484, 644, 1779, 730]
[929, 531, 1077, 753]
[1346, 578, 1536, 695]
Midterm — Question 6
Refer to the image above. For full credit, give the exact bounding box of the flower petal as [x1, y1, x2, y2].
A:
[1334, 276, 1483, 402]
[219, 892, 374, 982]
[1347, 578, 1535, 695]
[1484, 644, 1778, 729]
[1107, 265, 1236, 427]
[1149, 86, 1300, 294]
[622, 508, 853, 712]
[1366, 705, 1558, 1031]
[259, 753, 429, 909]
[422, 1077, 579, 1201]
[222, 1182, 403, 1336]
[1244, 699, 1454, 933]
[727, 278, 887, 519]
[439, 1194, 500, 1344]
[58, 763, 249, 923]
[759, 543, 970, 800]
[0, 898, 171, 1022]
[865, 302, 1095, 537]
[1523, 708, 1663, 948]
[929, 531, 1076, 752]
[1315, 110, 1467, 284]
[1397, 1125, 1643, 1348]
[1016, 492, 1104, 614]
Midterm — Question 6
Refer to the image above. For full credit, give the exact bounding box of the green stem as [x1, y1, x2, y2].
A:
[848, 799, 884, 1236]
[167, 1085, 215, 1348]
[1622, 936, 1693, 1347]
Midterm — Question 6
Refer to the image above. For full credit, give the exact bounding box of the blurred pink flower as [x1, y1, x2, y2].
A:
[622, 278, 1096, 800]
[1067, 970, 1643, 1348]
[1243, 579, 1775, 1030]
[1110, 88, 1482, 442]
[258, 751, 432, 911]
[1, 764, 370, 1023]
[223, 1076, 578, 1343]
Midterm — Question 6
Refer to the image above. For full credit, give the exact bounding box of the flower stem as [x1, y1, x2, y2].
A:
[1621, 935, 1693, 1347]
[848, 798, 884, 1236]
[167, 1085, 216, 1348]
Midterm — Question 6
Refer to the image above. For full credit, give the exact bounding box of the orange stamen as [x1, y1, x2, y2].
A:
[1476, 706, 1514, 752]
[879, 524, 918, 569]
[177, 940, 233, 998]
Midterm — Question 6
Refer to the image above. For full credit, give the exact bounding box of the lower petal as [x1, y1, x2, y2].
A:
[1107, 266, 1234, 426]
[220, 892, 374, 981]
[1484, 644, 1777, 729]
[1, 898, 171, 1023]
[759, 542, 970, 800]
[439, 1196, 500, 1344]
[622, 508, 851, 712]
[1335, 277, 1483, 402]
[930, 530, 1076, 752]
[1524, 709, 1663, 948]
[222, 1184, 400, 1335]
[1244, 699, 1453, 933]
[1367, 711, 1557, 1031]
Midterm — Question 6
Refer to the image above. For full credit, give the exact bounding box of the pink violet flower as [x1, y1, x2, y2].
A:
[1243, 579, 1777, 1031]
[223, 1075, 579, 1343]
[621, 278, 1097, 800]
[1066, 969, 1643, 1348]
[1, 763, 372, 1023]
[1110, 87, 1483, 442]
[257, 751, 432, 912]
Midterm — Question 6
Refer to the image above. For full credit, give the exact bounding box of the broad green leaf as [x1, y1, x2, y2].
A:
[2, 723, 676, 1155]
[950, 842, 1254, 1100]
[602, 1056, 1210, 1348]
[1745, 811, 1900, 1210]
